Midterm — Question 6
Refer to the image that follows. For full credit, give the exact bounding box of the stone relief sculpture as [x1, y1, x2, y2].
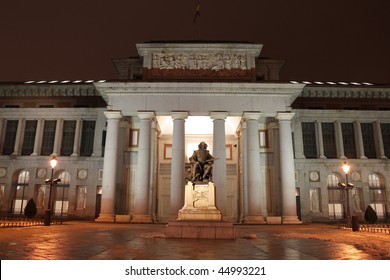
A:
[152, 52, 247, 71]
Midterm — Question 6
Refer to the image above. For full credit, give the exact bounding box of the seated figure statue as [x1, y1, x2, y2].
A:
[189, 142, 216, 182]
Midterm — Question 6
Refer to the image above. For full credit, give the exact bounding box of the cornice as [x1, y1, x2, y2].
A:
[302, 86, 390, 99]
[0, 84, 99, 97]
[94, 82, 305, 102]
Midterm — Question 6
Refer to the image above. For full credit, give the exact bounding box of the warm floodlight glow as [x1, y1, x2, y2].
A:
[48, 80, 59, 84]
[60, 80, 70, 83]
[50, 157, 58, 169]
[342, 162, 350, 174]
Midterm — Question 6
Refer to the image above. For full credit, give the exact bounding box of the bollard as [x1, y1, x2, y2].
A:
[352, 215, 359, 232]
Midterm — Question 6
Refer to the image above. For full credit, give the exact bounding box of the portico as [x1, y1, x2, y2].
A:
[94, 42, 304, 224]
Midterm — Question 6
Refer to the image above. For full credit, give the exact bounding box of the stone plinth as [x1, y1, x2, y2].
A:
[178, 181, 222, 221]
[165, 220, 236, 239]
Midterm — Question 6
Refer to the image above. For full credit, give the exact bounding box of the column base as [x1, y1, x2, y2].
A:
[282, 216, 302, 224]
[131, 214, 153, 223]
[243, 215, 267, 224]
[95, 213, 116, 222]
[266, 216, 282, 224]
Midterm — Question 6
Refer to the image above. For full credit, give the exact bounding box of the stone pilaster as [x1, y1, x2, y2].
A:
[71, 119, 82, 157]
[31, 119, 43, 156]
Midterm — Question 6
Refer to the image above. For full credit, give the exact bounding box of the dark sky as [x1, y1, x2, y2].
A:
[1, 0, 390, 83]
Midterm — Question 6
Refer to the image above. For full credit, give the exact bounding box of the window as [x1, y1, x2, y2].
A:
[2, 120, 18, 155]
[22, 120, 37, 155]
[41, 120, 56, 156]
[361, 123, 376, 158]
[381, 123, 390, 158]
[61, 121, 76, 156]
[259, 130, 268, 148]
[322, 122, 337, 158]
[368, 173, 386, 220]
[55, 171, 70, 217]
[80, 121, 95, 156]
[327, 174, 343, 220]
[302, 122, 317, 158]
[12, 170, 30, 215]
[341, 123, 357, 158]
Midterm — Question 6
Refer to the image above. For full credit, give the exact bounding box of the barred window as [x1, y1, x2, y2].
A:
[341, 123, 357, 158]
[361, 123, 376, 158]
[322, 122, 337, 158]
[61, 121, 76, 156]
[41, 120, 56, 156]
[80, 121, 95, 156]
[22, 120, 37, 155]
[2, 120, 18, 155]
[381, 123, 390, 158]
[302, 122, 317, 158]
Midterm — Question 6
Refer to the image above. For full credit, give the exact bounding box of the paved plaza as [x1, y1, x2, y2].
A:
[0, 221, 388, 260]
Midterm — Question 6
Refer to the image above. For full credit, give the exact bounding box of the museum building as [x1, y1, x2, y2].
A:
[0, 41, 389, 224]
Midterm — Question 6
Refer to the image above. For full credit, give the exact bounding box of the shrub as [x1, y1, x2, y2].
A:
[364, 205, 378, 224]
[24, 199, 37, 219]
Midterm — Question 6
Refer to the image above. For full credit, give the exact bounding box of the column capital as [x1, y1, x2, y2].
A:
[171, 111, 189, 120]
[242, 111, 261, 121]
[104, 110, 123, 120]
[138, 111, 155, 120]
[210, 111, 228, 120]
[275, 112, 295, 121]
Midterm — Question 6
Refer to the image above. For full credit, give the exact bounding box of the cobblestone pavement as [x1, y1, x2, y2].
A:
[0, 222, 383, 260]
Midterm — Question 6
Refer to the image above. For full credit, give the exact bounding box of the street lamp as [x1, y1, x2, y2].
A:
[338, 162, 354, 226]
[44, 156, 61, 226]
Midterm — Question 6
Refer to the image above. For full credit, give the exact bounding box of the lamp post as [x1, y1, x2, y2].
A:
[44, 156, 59, 226]
[338, 162, 353, 226]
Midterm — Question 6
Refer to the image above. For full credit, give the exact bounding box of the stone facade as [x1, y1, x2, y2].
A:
[0, 42, 389, 224]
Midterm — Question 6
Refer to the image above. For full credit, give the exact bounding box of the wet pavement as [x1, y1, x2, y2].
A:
[0, 221, 376, 260]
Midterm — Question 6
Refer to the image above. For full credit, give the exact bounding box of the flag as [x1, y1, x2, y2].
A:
[193, 1, 200, 23]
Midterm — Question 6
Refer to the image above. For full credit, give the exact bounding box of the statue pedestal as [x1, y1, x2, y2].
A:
[178, 182, 222, 221]
[166, 181, 235, 239]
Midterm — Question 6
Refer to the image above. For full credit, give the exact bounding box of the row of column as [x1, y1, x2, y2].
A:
[0, 118, 84, 157]
[97, 110, 300, 224]
[316, 120, 387, 159]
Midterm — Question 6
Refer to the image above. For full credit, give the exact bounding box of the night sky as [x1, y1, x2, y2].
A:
[1, 0, 389, 83]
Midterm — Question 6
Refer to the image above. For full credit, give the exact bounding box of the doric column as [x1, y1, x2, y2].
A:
[71, 119, 82, 156]
[96, 110, 122, 222]
[242, 112, 265, 224]
[336, 121, 346, 159]
[276, 112, 301, 224]
[374, 121, 387, 159]
[132, 111, 155, 223]
[31, 119, 44, 156]
[12, 119, 24, 156]
[170, 111, 188, 219]
[316, 121, 326, 159]
[355, 121, 367, 159]
[52, 119, 63, 156]
[211, 111, 228, 216]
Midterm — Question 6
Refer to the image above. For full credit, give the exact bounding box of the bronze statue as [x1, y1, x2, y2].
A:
[189, 142, 216, 182]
